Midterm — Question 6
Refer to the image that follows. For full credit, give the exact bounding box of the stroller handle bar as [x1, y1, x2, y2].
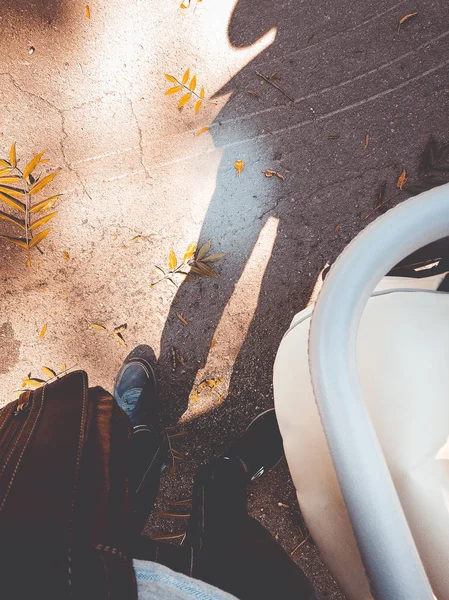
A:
[309, 183, 449, 599]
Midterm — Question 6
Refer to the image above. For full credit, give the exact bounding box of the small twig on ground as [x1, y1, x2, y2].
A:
[364, 190, 401, 220]
[290, 534, 311, 557]
[255, 71, 294, 102]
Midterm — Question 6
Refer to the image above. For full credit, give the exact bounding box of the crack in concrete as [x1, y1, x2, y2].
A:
[0, 71, 93, 202]
[127, 96, 150, 179]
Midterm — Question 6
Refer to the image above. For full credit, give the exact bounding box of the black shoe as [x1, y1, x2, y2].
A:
[114, 345, 167, 532]
[225, 408, 284, 480]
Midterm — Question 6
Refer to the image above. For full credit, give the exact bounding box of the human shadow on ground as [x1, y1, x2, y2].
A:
[156, 0, 449, 445]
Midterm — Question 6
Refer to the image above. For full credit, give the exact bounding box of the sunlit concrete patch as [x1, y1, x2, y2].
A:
[181, 216, 279, 422]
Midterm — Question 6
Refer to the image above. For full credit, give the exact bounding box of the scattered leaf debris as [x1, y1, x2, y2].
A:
[397, 168, 407, 190]
[334, 223, 341, 233]
[85, 5, 91, 19]
[364, 134, 369, 149]
[264, 169, 284, 180]
[63, 251, 70, 261]
[278, 502, 289, 508]
[398, 12, 418, 32]
[196, 127, 210, 136]
[176, 312, 189, 326]
[90, 323, 106, 330]
[255, 71, 294, 102]
[234, 160, 244, 177]
[39, 323, 47, 339]
[290, 534, 311, 556]
[42, 366, 56, 378]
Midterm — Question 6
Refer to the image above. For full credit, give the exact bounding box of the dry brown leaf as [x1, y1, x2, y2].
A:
[42, 366, 56, 378]
[63, 250, 70, 261]
[0, 210, 26, 230]
[178, 93, 191, 108]
[29, 170, 58, 195]
[0, 191, 26, 212]
[30, 195, 60, 213]
[196, 239, 211, 261]
[9, 143, 16, 168]
[334, 223, 341, 233]
[200, 87, 205, 99]
[39, 323, 47, 339]
[0, 234, 28, 249]
[168, 249, 177, 270]
[85, 5, 91, 18]
[189, 75, 197, 92]
[23, 151, 45, 180]
[202, 252, 226, 263]
[164, 74, 177, 82]
[264, 169, 284, 180]
[196, 127, 209, 136]
[234, 160, 244, 177]
[397, 169, 407, 190]
[182, 68, 190, 85]
[90, 323, 106, 330]
[364, 134, 369, 149]
[183, 242, 197, 262]
[278, 502, 290, 508]
[165, 86, 182, 95]
[176, 312, 189, 326]
[248, 90, 259, 97]
[30, 211, 56, 231]
[195, 261, 219, 278]
[29, 228, 50, 248]
[194, 100, 202, 113]
[113, 331, 127, 347]
[399, 12, 418, 26]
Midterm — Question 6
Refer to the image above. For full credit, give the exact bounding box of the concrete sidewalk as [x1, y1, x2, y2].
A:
[1, 0, 448, 596]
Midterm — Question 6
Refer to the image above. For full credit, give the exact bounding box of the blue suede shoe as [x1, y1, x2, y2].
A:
[114, 345, 167, 532]
[114, 345, 158, 428]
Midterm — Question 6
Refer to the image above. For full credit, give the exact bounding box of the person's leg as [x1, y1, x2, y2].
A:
[114, 345, 168, 534]
[186, 410, 319, 600]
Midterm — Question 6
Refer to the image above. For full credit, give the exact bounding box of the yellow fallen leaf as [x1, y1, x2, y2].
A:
[23, 151, 45, 180]
[180, 0, 190, 7]
[113, 331, 127, 347]
[30, 195, 61, 213]
[63, 251, 70, 261]
[9, 143, 16, 168]
[90, 323, 106, 330]
[189, 75, 197, 92]
[29, 228, 50, 248]
[178, 93, 191, 108]
[168, 249, 177, 270]
[200, 87, 205, 99]
[234, 160, 244, 177]
[196, 127, 209, 136]
[39, 323, 47, 339]
[42, 366, 57, 378]
[29, 170, 59, 194]
[397, 169, 407, 190]
[182, 69, 190, 85]
[164, 74, 177, 82]
[165, 86, 182, 95]
[61, 364, 67, 372]
[29, 211, 56, 231]
[195, 100, 202, 113]
[22, 378, 44, 389]
[183, 242, 197, 262]
[176, 312, 189, 326]
[85, 5, 91, 18]
[0, 234, 28, 249]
